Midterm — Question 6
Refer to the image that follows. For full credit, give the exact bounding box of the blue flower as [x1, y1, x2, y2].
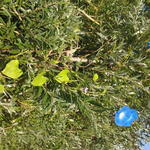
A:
[115, 106, 138, 127]
[148, 42, 150, 48]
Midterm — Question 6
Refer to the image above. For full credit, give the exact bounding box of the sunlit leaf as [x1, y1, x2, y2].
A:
[51, 60, 59, 64]
[54, 69, 70, 83]
[93, 73, 99, 82]
[0, 84, 4, 93]
[31, 73, 48, 86]
[2, 60, 23, 79]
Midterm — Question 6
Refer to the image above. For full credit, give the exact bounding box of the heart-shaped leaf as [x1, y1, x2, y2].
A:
[2, 60, 23, 79]
[0, 84, 4, 93]
[54, 69, 70, 83]
[93, 73, 99, 82]
[31, 73, 48, 86]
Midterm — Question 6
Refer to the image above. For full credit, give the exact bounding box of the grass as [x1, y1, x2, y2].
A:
[0, 0, 150, 149]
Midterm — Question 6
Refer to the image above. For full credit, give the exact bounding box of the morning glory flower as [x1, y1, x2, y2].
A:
[147, 42, 150, 48]
[115, 106, 138, 127]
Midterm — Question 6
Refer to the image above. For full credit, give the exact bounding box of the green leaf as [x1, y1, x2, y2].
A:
[2, 60, 23, 79]
[54, 69, 70, 83]
[93, 73, 99, 82]
[0, 84, 4, 93]
[51, 60, 59, 64]
[9, 50, 21, 54]
[31, 73, 48, 86]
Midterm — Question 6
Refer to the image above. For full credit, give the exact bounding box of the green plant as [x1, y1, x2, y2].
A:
[0, 0, 150, 150]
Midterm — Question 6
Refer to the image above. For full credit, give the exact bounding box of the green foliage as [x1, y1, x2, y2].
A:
[93, 73, 99, 82]
[2, 60, 23, 79]
[54, 69, 70, 83]
[0, 0, 150, 150]
[0, 84, 4, 93]
[0, 0, 80, 53]
[31, 73, 48, 86]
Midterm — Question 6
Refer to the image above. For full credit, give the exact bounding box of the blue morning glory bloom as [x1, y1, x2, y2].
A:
[148, 42, 150, 48]
[115, 106, 138, 127]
